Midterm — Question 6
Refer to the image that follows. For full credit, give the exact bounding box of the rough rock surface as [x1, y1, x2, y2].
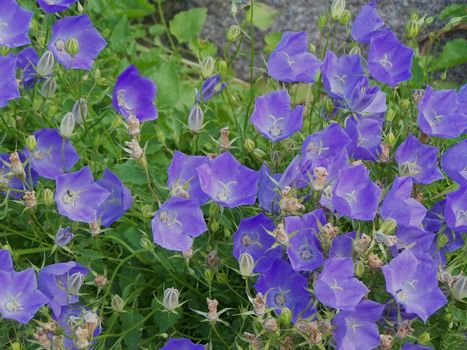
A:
[170, 0, 465, 81]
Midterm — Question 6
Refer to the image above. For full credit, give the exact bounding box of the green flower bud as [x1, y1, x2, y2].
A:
[65, 37, 79, 56]
[231, 2, 238, 16]
[26, 135, 37, 151]
[40, 77, 57, 98]
[227, 25, 241, 42]
[188, 104, 204, 132]
[42, 188, 54, 206]
[331, 0, 346, 21]
[204, 269, 214, 283]
[386, 131, 396, 147]
[324, 97, 335, 113]
[72, 98, 88, 124]
[253, 148, 266, 160]
[239, 252, 255, 277]
[218, 59, 228, 76]
[418, 332, 431, 344]
[278, 307, 292, 326]
[400, 99, 411, 111]
[111, 294, 125, 313]
[244, 138, 255, 153]
[36, 50, 55, 77]
[339, 9, 351, 25]
[10, 343, 22, 350]
[452, 276, 467, 300]
[210, 219, 219, 232]
[156, 128, 166, 144]
[0, 46, 9, 56]
[141, 204, 153, 218]
[77, 2, 84, 13]
[380, 218, 397, 235]
[162, 287, 180, 311]
[355, 260, 365, 278]
[386, 108, 395, 122]
[208, 202, 219, 217]
[94, 67, 101, 80]
[319, 14, 328, 29]
[139, 237, 153, 250]
[437, 234, 449, 248]
[201, 56, 215, 77]
[406, 19, 420, 39]
[309, 42, 317, 54]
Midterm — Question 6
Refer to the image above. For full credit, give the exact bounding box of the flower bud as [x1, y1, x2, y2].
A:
[66, 37, 80, 56]
[400, 99, 411, 111]
[60, 112, 75, 138]
[42, 188, 54, 206]
[406, 18, 420, 39]
[278, 307, 292, 326]
[67, 272, 85, 295]
[26, 135, 37, 151]
[324, 97, 334, 113]
[331, 0, 346, 21]
[452, 275, 467, 300]
[239, 252, 255, 277]
[244, 138, 255, 153]
[349, 45, 361, 56]
[231, 2, 238, 16]
[379, 218, 397, 235]
[163, 287, 180, 311]
[318, 14, 328, 29]
[218, 59, 228, 76]
[36, 50, 55, 77]
[55, 226, 73, 247]
[183, 247, 193, 259]
[437, 233, 449, 248]
[111, 295, 125, 312]
[308, 42, 316, 54]
[41, 77, 57, 98]
[253, 148, 266, 159]
[77, 1, 84, 13]
[139, 237, 153, 250]
[10, 343, 22, 350]
[188, 104, 204, 132]
[210, 219, 219, 232]
[227, 25, 242, 42]
[386, 108, 395, 122]
[72, 98, 88, 124]
[339, 9, 351, 25]
[201, 56, 215, 77]
[418, 332, 431, 344]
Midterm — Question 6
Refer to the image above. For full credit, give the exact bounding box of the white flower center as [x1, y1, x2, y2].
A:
[268, 115, 285, 139]
[455, 209, 467, 227]
[274, 292, 287, 307]
[116, 89, 135, 115]
[55, 39, 66, 52]
[4, 295, 23, 312]
[400, 162, 422, 176]
[159, 210, 183, 229]
[330, 279, 343, 291]
[216, 181, 237, 202]
[62, 189, 79, 208]
[298, 245, 313, 260]
[379, 53, 393, 68]
[306, 140, 329, 156]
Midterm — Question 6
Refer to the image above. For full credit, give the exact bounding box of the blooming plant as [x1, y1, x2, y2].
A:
[0, 0, 466, 349]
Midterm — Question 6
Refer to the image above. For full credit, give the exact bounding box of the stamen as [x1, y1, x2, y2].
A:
[379, 53, 393, 68]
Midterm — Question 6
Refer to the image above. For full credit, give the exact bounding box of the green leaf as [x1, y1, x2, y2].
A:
[169, 8, 207, 43]
[117, 0, 154, 18]
[246, 2, 279, 31]
[122, 311, 144, 350]
[113, 161, 147, 186]
[439, 4, 467, 19]
[110, 17, 131, 53]
[264, 32, 282, 54]
[433, 39, 467, 70]
[155, 59, 181, 108]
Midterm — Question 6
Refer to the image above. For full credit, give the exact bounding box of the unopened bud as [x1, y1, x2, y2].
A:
[188, 104, 204, 132]
[23, 191, 36, 208]
[60, 112, 75, 138]
[400, 99, 411, 111]
[210, 219, 219, 232]
[386, 108, 395, 122]
[94, 274, 107, 287]
[183, 247, 193, 259]
[319, 14, 328, 29]
[331, 0, 346, 21]
[452, 275, 467, 300]
[10, 343, 22, 350]
[65, 37, 79, 56]
[339, 9, 351, 25]
[72, 98, 88, 124]
[163, 287, 180, 311]
[26, 135, 37, 151]
[218, 59, 228, 76]
[42, 188, 54, 206]
[278, 307, 292, 326]
[227, 25, 242, 42]
[231, 2, 238, 16]
[324, 97, 334, 113]
[380, 219, 397, 235]
[77, 1, 84, 13]
[244, 138, 255, 153]
[111, 295, 125, 312]
[201, 56, 215, 77]
[41, 77, 57, 98]
[253, 148, 266, 159]
[406, 18, 420, 39]
[418, 332, 431, 344]
[239, 252, 255, 277]
[36, 50, 55, 76]
[67, 272, 85, 295]
[437, 233, 449, 248]
[355, 260, 365, 277]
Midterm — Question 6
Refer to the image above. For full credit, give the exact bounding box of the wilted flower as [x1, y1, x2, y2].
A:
[95, 169, 133, 227]
[332, 164, 381, 221]
[417, 86, 467, 138]
[254, 258, 315, 323]
[0, 0, 33, 48]
[124, 139, 144, 160]
[0, 267, 49, 324]
[167, 151, 210, 205]
[38, 261, 89, 317]
[382, 249, 447, 322]
[249, 90, 304, 142]
[197, 151, 259, 208]
[267, 31, 321, 83]
[197, 74, 226, 102]
[160, 338, 205, 350]
[395, 134, 443, 185]
[54, 166, 110, 223]
[381, 177, 427, 227]
[285, 209, 326, 272]
[0, 54, 20, 108]
[332, 300, 385, 350]
[151, 197, 207, 251]
[16, 47, 39, 88]
[351, 0, 386, 43]
[37, 0, 79, 13]
[315, 257, 368, 310]
[23, 190, 36, 208]
[113, 64, 158, 122]
[49, 15, 107, 70]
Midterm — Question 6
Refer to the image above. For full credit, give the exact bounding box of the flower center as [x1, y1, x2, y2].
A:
[55, 39, 66, 52]
[33, 150, 47, 160]
[4, 296, 23, 312]
[268, 115, 285, 139]
[400, 162, 422, 176]
[216, 181, 237, 202]
[306, 140, 329, 156]
[357, 136, 369, 147]
[298, 245, 313, 260]
[241, 234, 253, 246]
[428, 111, 444, 128]
[330, 279, 343, 291]
[67, 272, 85, 295]
[455, 209, 467, 227]
[0, 21, 7, 31]
[159, 210, 182, 229]
[344, 190, 357, 203]
[274, 292, 287, 307]
[116, 89, 135, 115]
[337, 75, 347, 83]
[379, 53, 393, 68]
[62, 189, 79, 208]
[282, 52, 295, 67]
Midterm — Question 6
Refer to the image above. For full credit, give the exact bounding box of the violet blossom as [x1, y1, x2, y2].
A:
[258, 164, 282, 214]
[197, 74, 226, 102]
[0, 249, 13, 271]
[0, 152, 38, 198]
[345, 115, 383, 161]
[445, 184, 467, 232]
[0, 54, 20, 108]
[329, 231, 356, 258]
[16, 46, 39, 88]
[160, 338, 205, 350]
[441, 140, 467, 184]
[37, 0, 79, 13]
[0, 0, 33, 48]
[351, 1, 387, 43]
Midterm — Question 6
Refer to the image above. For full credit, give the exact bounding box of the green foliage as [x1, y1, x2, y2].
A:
[169, 8, 208, 43]
[433, 39, 467, 70]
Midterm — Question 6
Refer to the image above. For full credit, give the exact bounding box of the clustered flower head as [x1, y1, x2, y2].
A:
[0, 0, 465, 349]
